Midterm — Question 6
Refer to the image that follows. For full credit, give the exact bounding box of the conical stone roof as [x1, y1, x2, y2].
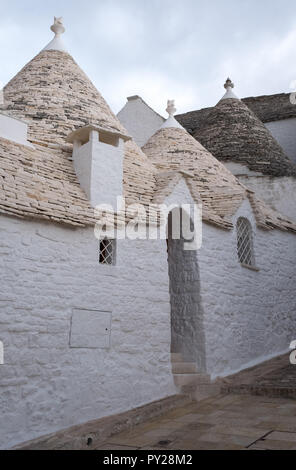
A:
[0, 19, 157, 226]
[4, 50, 128, 145]
[194, 79, 296, 177]
[142, 101, 296, 232]
[143, 101, 247, 226]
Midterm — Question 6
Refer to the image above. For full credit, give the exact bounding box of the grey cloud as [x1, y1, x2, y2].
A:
[1, 0, 296, 115]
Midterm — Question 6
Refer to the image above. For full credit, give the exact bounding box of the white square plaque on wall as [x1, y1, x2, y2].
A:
[70, 309, 112, 349]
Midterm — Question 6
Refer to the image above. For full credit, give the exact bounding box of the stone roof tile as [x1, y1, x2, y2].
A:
[4, 50, 128, 145]
[193, 98, 296, 177]
[176, 93, 296, 134]
[142, 127, 296, 233]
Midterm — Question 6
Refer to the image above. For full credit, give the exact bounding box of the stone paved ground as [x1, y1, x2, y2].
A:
[95, 355, 296, 451]
[221, 354, 296, 399]
[95, 393, 296, 450]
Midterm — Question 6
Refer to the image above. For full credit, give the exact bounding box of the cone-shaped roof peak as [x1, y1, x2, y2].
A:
[4, 23, 129, 144]
[161, 99, 184, 130]
[220, 77, 239, 101]
[43, 17, 68, 53]
[195, 92, 296, 177]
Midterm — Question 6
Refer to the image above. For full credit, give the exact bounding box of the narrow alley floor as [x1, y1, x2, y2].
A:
[96, 393, 296, 450]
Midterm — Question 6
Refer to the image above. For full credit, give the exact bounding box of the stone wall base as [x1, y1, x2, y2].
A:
[13, 395, 191, 450]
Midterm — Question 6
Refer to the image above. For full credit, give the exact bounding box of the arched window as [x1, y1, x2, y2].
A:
[236, 217, 255, 267]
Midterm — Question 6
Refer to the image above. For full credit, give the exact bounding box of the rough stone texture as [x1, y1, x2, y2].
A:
[243, 93, 296, 123]
[0, 215, 176, 449]
[89, 394, 296, 450]
[198, 198, 296, 378]
[1, 36, 296, 453]
[1, 184, 296, 448]
[117, 96, 165, 148]
[1, 48, 295, 232]
[3, 50, 128, 144]
[142, 127, 296, 233]
[221, 354, 296, 399]
[168, 236, 205, 368]
[0, 136, 157, 227]
[176, 107, 212, 135]
[143, 127, 247, 228]
[13, 394, 190, 450]
[194, 98, 296, 177]
[0, 49, 158, 226]
[176, 93, 296, 134]
[165, 186, 206, 370]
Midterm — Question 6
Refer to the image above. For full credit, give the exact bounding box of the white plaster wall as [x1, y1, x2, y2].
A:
[265, 118, 296, 164]
[223, 162, 296, 222]
[164, 179, 206, 371]
[90, 138, 124, 209]
[198, 199, 296, 378]
[0, 113, 33, 148]
[0, 215, 176, 449]
[1, 181, 296, 446]
[73, 137, 124, 209]
[168, 235, 206, 371]
[117, 97, 164, 148]
[240, 175, 296, 222]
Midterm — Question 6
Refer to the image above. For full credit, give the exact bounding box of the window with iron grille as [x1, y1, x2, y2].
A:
[99, 239, 115, 265]
[236, 217, 255, 267]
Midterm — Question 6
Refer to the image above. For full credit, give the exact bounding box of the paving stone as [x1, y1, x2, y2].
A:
[250, 439, 296, 450]
[221, 354, 296, 399]
[265, 431, 296, 442]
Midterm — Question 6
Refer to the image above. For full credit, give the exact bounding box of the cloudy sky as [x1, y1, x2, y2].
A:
[1, 0, 296, 116]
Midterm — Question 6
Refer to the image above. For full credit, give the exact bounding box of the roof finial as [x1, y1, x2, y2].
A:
[166, 100, 176, 117]
[51, 17, 65, 36]
[161, 99, 184, 130]
[219, 77, 239, 102]
[42, 17, 68, 53]
[224, 77, 234, 90]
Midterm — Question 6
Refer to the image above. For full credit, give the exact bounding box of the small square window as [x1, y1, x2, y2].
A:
[99, 239, 115, 265]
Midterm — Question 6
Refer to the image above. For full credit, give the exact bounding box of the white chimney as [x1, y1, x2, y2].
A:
[67, 125, 130, 209]
[0, 113, 34, 148]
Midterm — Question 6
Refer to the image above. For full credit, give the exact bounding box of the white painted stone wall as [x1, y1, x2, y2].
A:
[168, 235, 206, 372]
[0, 113, 34, 148]
[0, 215, 176, 449]
[73, 132, 124, 209]
[117, 96, 164, 148]
[164, 180, 296, 379]
[1, 186, 296, 447]
[265, 118, 296, 164]
[198, 198, 296, 378]
[165, 179, 206, 371]
[224, 162, 296, 222]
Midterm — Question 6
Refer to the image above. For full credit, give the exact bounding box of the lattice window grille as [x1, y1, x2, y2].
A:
[99, 239, 115, 265]
[236, 218, 254, 266]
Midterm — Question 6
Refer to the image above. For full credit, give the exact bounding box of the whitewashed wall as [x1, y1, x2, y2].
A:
[165, 180, 206, 372]
[1, 192, 296, 448]
[0, 215, 176, 449]
[198, 199, 296, 379]
[117, 96, 164, 148]
[265, 118, 296, 164]
[224, 162, 296, 222]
